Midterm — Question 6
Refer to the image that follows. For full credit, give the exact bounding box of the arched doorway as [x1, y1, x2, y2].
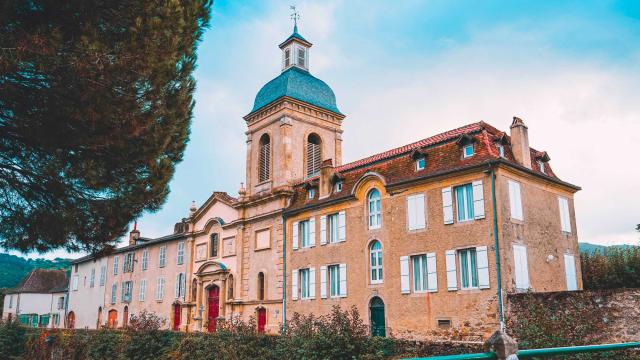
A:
[207, 285, 220, 332]
[369, 297, 386, 337]
[108, 309, 118, 328]
[173, 304, 181, 331]
[257, 308, 266, 333]
[66, 311, 75, 329]
[97, 307, 102, 329]
[123, 306, 129, 328]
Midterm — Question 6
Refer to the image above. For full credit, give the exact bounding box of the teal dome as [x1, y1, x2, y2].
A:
[251, 67, 342, 115]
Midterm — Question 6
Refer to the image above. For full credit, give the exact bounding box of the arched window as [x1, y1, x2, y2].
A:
[210, 234, 219, 258]
[257, 272, 265, 300]
[370, 240, 383, 284]
[123, 306, 129, 328]
[191, 279, 197, 302]
[227, 274, 234, 300]
[368, 189, 382, 229]
[306, 134, 321, 177]
[259, 134, 270, 182]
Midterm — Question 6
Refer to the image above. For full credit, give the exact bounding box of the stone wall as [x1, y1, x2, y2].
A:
[507, 288, 640, 344]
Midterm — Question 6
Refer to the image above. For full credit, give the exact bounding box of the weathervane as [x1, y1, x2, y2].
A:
[290, 5, 300, 32]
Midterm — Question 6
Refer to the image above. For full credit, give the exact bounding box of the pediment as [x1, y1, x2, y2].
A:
[196, 261, 228, 275]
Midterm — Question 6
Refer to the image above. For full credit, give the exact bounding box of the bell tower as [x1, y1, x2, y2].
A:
[242, 14, 345, 197]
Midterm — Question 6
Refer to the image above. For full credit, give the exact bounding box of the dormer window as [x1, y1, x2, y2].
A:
[538, 160, 545, 174]
[416, 157, 426, 171]
[334, 181, 343, 193]
[497, 144, 505, 158]
[463, 144, 474, 158]
[308, 188, 315, 200]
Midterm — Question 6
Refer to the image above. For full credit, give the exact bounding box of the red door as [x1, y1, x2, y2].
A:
[207, 286, 220, 332]
[108, 310, 117, 328]
[257, 308, 266, 333]
[173, 304, 181, 331]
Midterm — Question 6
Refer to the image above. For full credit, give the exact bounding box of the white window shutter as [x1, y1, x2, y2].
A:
[445, 250, 458, 291]
[513, 245, 530, 290]
[400, 256, 410, 294]
[442, 188, 454, 224]
[476, 246, 490, 289]
[320, 216, 327, 245]
[309, 218, 316, 247]
[559, 197, 571, 233]
[309, 267, 316, 299]
[320, 266, 327, 299]
[472, 180, 485, 219]
[509, 180, 524, 220]
[291, 270, 299, 300]
[292, 221, 299, 250]
[416, 194, 426, 229]
[407, 196, 416, 230]
[426, 252, 438, 292]
[338, 211, 346, 242]
[339, 263, 347, 297]
[564, 254, 577, 291]
[175, 274, 180, 298]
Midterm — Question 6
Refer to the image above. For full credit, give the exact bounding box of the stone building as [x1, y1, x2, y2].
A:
[66, 24, 581, 338]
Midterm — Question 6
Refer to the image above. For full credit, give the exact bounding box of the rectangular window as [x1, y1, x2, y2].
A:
[256, 229, 271, 250]
[284, 48, 291, 67]
[334, 181, 343, 193]
[558, 197, 571, 233]
[123, 252, 134, 273]
[156, 277, 165, 300]
[564, 254, 577, 291]
[328, 213, 340, 243]
[412, 255, 428, 292]
[463, 144, 474, 158]
[328, 265, 341, 297]
[538, 160, 546, 173]
[99, 265, 106, 286]
[113, 256, 119, 275]
[497, 144, 505, 158]
[307, 188, 315, 199]
[210, 234, 219, 257]
[111, 284, 117, 304]
[513, 244, 530, 290]
[142, 249, 149, 270]
[459, 249, 479, 289]
[407, 194, 426, 230]
[89, 268, 95, 288]
[297, 47, 305, 67]
[455, 184, 475, 222]
[299, 268, 310, 299]
[508, 180, 524, 221]
[300, 220, 310, 248]
[8, 295, 13, 308]
[416, 157, 426, 171]
[122, 281, 132, 303]
[139, 279, 147, 302]
[57, 296, 65, 310]
[159, 246, 166, 268]
[177, 242, 185, 265]
[72, 275, 79, 291]
[175, 273, 185, 299]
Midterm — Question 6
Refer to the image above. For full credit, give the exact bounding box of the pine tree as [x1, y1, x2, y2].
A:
[0, 0, 212, 252]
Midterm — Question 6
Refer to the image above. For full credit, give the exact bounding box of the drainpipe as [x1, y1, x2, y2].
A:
[490, 165, 505, 331]
[282, 213, 287, 331]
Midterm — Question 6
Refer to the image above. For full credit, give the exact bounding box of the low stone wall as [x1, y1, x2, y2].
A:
[507, 288, 640, 344]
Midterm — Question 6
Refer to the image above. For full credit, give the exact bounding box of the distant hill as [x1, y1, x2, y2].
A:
[0, 253, 71, 289]
[579, 242, 638, 255]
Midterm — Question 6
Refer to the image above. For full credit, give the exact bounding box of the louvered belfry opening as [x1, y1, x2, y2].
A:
[259, 134, 270, 182]
[307, 133, 321, 177]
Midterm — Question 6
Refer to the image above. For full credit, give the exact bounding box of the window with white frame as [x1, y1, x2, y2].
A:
[329, 264, 341, 297]
[459, 249, 479, 289]
[463, 144, 474, 158]
[564, 254, 577, 291]
[156, 277, 165, 301]
[300, 268, 311, 299]
[113, 256, 119, 275]
[455, 184, 474, 222]
[508, 180, 523, 221]
[297, 46, 306, 67]
[177, 242, 185, 265]
[57, 296, 64, 310]
[142, 249, 148, 270]
[558, 197, 571, 233]
[538, 160, 546, 174]
[513, 244, 530, 290]
[368, 188, 382, 229]
[139, 279, 147, 302]
[99, 265, 106, 286]
[334, 181, 343, 193]
[497, 144, 505, 158]
[416, 157, 426, 171]
[159, 246, 166, 268]
[407, 193, 426, 230]
[111, 283, 117, 304]
[300, 220, 312, 248]
[370, 241, 383, 284]
[328, 213, 340, 243]
[307, 188, 315, 200]
[72, 275, 79, 291]
[90, 268, 95, 288]
[123, 252, 134, 273]
[412, 255, 429, 292]
[121, 281, 132, 303]
[284, 48, 291, 68]
[175, 273, 186, 299]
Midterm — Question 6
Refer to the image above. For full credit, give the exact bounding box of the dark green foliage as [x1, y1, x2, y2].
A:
[0, 0, 212, 253]
[0, 319, 26, 359]
[581, 247, 640, 290]
[0, 252, 70, 288]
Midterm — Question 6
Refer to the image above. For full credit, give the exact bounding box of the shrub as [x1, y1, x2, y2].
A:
[0, 319, 26, 359]
[581, 247, 640, 290]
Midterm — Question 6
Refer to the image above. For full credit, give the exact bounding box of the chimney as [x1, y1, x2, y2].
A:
[129, 221, 140, 246]
[319, 158, 334, 199]
[510, 117, 531, 169]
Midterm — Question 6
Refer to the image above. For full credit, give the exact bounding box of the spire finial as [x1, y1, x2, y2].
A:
[290, 5, 300, 33]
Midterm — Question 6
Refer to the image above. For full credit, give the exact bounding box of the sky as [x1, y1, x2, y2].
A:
[24, 0, 640, 259]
